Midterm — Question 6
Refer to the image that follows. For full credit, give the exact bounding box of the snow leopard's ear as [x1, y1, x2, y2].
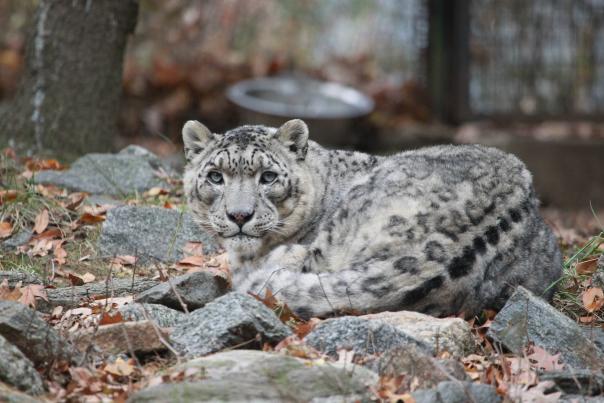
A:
[182, 120, 214, 163]
[274, 119, 309, 160]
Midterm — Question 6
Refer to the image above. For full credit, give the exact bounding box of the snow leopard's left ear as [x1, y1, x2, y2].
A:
[182, 120, 214, 163]
[275, 119, 309, 160]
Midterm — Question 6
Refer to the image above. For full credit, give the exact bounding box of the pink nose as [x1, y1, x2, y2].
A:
[227, 211, 254, 226]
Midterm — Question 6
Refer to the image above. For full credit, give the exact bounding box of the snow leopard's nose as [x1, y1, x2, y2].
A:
[227, 210, 254, 227]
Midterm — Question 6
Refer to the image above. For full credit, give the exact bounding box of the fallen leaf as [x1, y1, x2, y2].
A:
[582, 287, 604, 313]
[110, 255, 137, 266]
[250, 289, 301, 324]
[183, 241, 204, 256]
[65, 192, 87, 210]
[81, 272, 95, 283]
[294, 317, 321, 338]
[53, 243, 67, 265]
[18, 284, 48, 308]
[576, 258, 599, 275]
[31, 228, 62, 240]
[34, 209, 48, 234]
[0, 279, 22, 302]
[176, 255, 205, 267]
[99, 311, 124, 325]
[68, 273, 85, 286]
[104, 358, 134, 377]
[77, 212, 105, 224]
[527, 345, 564, 371]
[26, 158, 65, 171]
[0, 190, 18, 204]
[145, 187, 169, 197]
[0, 221, 12, 238]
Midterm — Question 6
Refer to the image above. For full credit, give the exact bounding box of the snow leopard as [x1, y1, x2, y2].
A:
[182, 119, 562, 319]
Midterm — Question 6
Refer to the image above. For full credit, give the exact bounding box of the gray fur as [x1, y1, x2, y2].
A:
[183, 120, 562, 319]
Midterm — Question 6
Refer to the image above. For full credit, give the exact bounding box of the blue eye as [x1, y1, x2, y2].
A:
[260, 171, 277, 184]
[208, 171, 224, 184]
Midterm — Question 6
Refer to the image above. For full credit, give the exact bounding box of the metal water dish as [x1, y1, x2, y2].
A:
[227, 77, 374, 147]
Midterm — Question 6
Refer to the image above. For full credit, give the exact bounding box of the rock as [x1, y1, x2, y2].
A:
[0, 334, 45, 395]
[170, 292, 291, 358]
[366, 344, 466, 390]
[0, 271, 42, 287]
[119, 303, 186, 328]
[33, 146, 172, 196]
[135, 271, 229, 312]
[128, 350, 378, 402]
[487, 287, 604, 371]
[582, 327, 604, 353]
[98, 206, 217, 264]
[304, 316, 431, 359]
[73, 321, 170, 356]
[38, 277, 160, 313]
[1, 230, 32, 251]
[362, 310, 475, 357]
[0, 382, 40, 403]
[0, 301, 81, 367]
[411, 381, 501, 403]
[539, 370, 604, 396]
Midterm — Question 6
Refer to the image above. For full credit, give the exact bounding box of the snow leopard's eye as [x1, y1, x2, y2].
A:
[207, 171, 224, 184]
[260, 171, 277, 184]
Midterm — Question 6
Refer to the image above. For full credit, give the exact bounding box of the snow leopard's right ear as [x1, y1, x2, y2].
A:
[275, 119, 309, 160]
[182, 120, 214, 163]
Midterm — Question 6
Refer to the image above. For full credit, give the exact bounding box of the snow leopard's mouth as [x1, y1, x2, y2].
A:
[222, 231, 262, 239]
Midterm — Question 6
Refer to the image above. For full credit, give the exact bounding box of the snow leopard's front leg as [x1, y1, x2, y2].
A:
[233, 243, 364, 319]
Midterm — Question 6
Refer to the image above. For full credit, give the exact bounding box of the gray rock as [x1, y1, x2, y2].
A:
[170, 292, 291, 358]
[362, 310, 475, 357]
[0, 301, 81, 367]
[411, 381, 501, 403]
[0, 271, 42, 287]
[304, 316, 431, 359]
[135, 271, 229, 312]
[582, 326, 604, 352]
[487, 286, 604, 371]
[119, 303, 186, 328]
[38, 277, 160, 313]
[540, 369, 604, 396]
[1, 230, 32, 251]
[98, 206, 217, 264]
[33, 146, 172, 196]
[368, 344, 466, 390]
[0, 335, 45, 395]
[0, 382, 40, 403]
[128, 350, 377, 403]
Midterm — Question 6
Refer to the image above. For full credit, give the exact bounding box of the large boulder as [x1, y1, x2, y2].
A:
[0, 301, 81, 367]
[170, 292, 291, 358]
[98, 206, 217, 264]
[33, 145, 172, 196]
[304, 316, 431, 359]
[128, 350, 378, 402]
[0, 335, 45, 395]
[487, 287, 604, 371]
[362, 310, 475, 357]
[135, 271, 229, 312]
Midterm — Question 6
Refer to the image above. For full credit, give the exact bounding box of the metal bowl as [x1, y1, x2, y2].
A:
[227, 77, 374, 147]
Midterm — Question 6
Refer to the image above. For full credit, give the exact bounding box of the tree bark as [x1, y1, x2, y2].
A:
[0, 0, 138, 158]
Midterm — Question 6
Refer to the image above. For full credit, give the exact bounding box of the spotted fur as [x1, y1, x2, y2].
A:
[183, 119, 562, 319]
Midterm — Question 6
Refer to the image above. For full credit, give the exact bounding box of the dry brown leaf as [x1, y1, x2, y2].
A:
[104, 358, 134, 377]
[576, 258, 599, 275]
[145, 187, 169, 197]
[33, 209, 49, 234]
[110, 255, 137, 266]
[65, 192, 87, 210]
[0, 221, 12, 238]
[19, 284, 48, 308]
[77, 212, 106, 224]
[0, 279, 22, 302]
[99, 311, 124, 325]
[31, 228, 62, 241]
[25, 158, 65, 171]
[527, 345, 565, 371]
[53, 243, 67, 265]
[582, 287, 604, 313]
[81, 272, 96, 283]
[177, 255, 205, 267]
[68, 273, 85, 286]
[294, 317, 321, 338]
[183, 241, 204, 256]
[163, 201, 174, 209]
[0, 190, 18, 204]
[250, 288, 301, 324]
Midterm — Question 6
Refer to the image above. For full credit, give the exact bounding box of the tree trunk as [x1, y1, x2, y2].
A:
[0, 0, 138, 158]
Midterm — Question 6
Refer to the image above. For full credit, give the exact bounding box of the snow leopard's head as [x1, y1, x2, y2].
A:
[182, 119, 315, 262]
